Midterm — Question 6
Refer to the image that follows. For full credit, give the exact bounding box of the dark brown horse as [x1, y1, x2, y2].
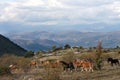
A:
[107, 57, 119, 66]
[60, 61, 75, 71]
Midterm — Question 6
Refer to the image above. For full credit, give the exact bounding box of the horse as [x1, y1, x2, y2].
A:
[41, 60, 50, 67]
[50, 60, 60, 68]
[30, 60, 38, 68]
[107, 57, 119, 66]
[59, 61, 75, 72]
[79, 60, 93, 72]
[73, 59, 82, 71]
[9, 63, 18, 72]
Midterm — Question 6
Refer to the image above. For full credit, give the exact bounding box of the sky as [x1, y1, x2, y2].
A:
[0, 0, 120, 34]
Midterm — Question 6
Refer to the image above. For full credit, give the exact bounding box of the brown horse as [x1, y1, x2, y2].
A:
[30, 60, 38, 68]
[73, 59, 82, 71]
[41, 60, 50, 67]
[41, 60, 60, 68]
[79, 60, 93, 72]
[9, 64, 18, 71]
[50, 60, 60, 68]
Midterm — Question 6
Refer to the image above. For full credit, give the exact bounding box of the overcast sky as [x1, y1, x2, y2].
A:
[0, 0, 120, 33]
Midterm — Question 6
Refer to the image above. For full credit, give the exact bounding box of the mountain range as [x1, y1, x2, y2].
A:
[5, 30, 120, 51]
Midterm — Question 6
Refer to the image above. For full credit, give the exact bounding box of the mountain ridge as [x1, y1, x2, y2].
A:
[5, 30, 120, 51]
[0, 34, 27, 56]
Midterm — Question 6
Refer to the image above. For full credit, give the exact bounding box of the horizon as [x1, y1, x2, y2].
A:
[0, 0, 120, 34]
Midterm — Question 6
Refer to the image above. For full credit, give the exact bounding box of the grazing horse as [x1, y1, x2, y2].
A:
[30, 60, 38, 68]
[9, 64, 18, 71]
[41, 60, 50, 67]
[60, 61, 75, 71]
[50, 60, 60, 68]
[79, 60, 93, 72]
[107, 57, 119, 66]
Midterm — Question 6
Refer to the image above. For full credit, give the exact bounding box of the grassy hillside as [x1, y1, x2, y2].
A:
[0, 47, 120, 80]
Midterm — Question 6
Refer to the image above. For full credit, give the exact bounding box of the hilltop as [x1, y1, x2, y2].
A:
[0, 34, 27, 56]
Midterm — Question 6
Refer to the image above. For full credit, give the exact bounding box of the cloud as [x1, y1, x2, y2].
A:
[0, 0, 120, 26]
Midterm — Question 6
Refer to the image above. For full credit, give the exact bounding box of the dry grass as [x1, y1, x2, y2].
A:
[0, 48, 120, 80]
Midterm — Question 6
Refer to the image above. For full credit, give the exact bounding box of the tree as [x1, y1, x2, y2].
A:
[95, 40, 103, 70]
[52, 45, 57, 52]
[116, 45, 120, 49]
[64, 44, 71, 49]
[24, 51, 34, 58]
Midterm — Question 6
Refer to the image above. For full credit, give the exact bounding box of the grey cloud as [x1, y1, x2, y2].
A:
[0, 0, 120, 26]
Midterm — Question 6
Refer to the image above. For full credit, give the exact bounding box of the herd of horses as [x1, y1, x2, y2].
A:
[9, 57, 119, 73]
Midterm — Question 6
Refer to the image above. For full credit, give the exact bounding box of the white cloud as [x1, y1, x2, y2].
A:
[0, 0, 120, 25]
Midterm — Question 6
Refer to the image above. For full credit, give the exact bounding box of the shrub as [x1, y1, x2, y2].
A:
[24, 51, 34, 58]
[95, 41, 103, 70]
[62, 50, 76, 62]
[64, 44, 71, 49]
[0, 66, 11, 75]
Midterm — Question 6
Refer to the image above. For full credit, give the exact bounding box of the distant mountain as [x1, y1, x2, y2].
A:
[12, 38, 60, 51]
[6, 31, 120, 51]
[0, 34, 27, 56]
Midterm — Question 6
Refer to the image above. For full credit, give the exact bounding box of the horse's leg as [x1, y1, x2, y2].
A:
[89, 67, 93, 72]
[85, 68, 87, 72]
[63, 67, 66, 72]
[36, 64, 38, 68]
[81, 67, 84, 72]
[75, 66, 77, 71]
[70, 68, 72, 72]
[117, 61, 119, 66]
[111, 62, 113, 66]
[114, 62, 117, 66]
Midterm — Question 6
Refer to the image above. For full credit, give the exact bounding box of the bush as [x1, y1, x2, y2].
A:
[24, 51, 34, 58]
[95, 41, 103, 70]
[62, 50, 76, 62]
[64, 44, 71, 49]
[0, 66, 11, 75]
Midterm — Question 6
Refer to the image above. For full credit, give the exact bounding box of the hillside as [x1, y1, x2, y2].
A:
[0, 34, 27, 56]
[6, 31, 120, 51]
[0, 47, 120, 80]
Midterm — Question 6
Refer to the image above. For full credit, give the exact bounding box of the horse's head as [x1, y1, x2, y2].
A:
[55, 60, 60, 64]
[107, 57, 113, 63]
[79, 60, 86, 65]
